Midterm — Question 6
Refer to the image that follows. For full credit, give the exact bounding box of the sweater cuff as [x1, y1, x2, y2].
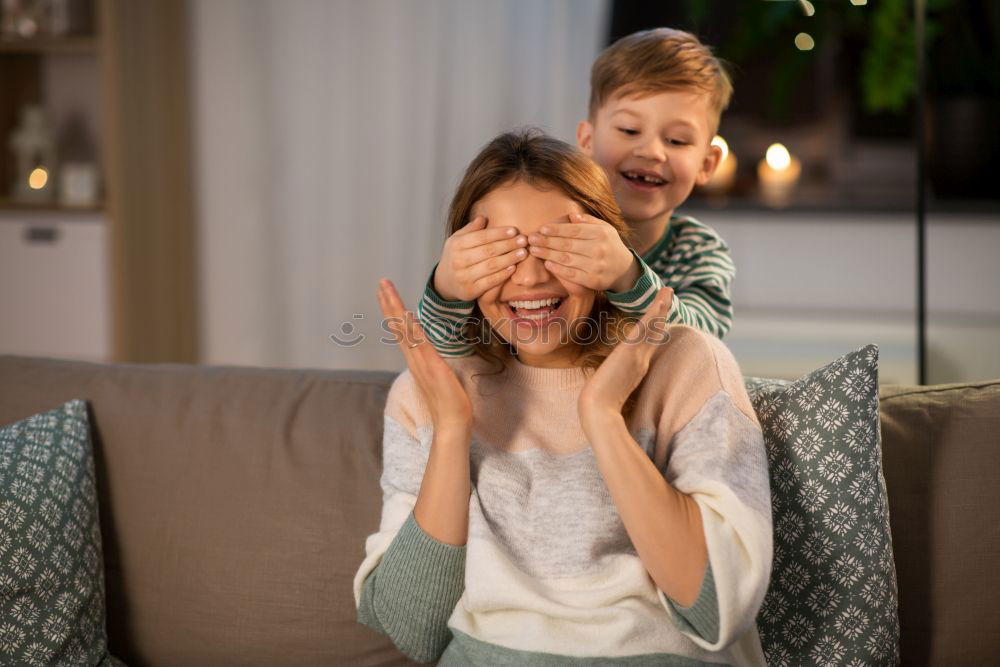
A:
[358, 511, 467, 662]
[423, 263, 476, 310]
[660, 558, 720, 644]
[606, 249, 660, 314]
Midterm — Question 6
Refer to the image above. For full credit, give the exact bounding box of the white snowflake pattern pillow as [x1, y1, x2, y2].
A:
[0, 399, 125, 666]
[745, 344, 900, 666]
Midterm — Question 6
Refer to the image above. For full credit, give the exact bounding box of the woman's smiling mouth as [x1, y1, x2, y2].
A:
[502, 296, 566, 327]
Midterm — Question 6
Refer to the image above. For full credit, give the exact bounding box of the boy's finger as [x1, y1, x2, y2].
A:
[453, 215, 488, 236]
[464, 247, 525, 282]
[457, 225, 520, 249]
[542, 260, 588, 287]
[528, 234, 592, 255]
[471, 266, 519, 294]
[528, 244, 589, 269]
[568, 212, 605, 225]
[538, 221, 601, 239]
[457, 235, 527, 268]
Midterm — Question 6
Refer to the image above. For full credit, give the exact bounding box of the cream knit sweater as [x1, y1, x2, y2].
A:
[354, 325, 772, 665]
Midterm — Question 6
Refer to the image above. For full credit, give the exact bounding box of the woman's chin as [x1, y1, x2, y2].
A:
[511, 341, 580, 368]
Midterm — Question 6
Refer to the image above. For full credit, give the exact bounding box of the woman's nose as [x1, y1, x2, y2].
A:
[511, 253, 550, 287]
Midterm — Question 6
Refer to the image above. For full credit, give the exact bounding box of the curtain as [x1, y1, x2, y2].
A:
[188, 0, 610, 371]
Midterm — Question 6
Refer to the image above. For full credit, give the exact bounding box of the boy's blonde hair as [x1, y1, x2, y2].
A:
[588, 27, 733, 136]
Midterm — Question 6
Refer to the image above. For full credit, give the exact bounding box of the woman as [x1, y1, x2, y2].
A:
[354, 128, 772, 665]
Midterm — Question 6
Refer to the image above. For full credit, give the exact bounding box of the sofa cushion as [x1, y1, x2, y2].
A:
[0, 399, 123, 666]
[745, 345, 900, 666]
[878, 379, 1000, 663]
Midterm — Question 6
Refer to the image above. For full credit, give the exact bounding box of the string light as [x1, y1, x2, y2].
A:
[795, 33, 815, 51]
[28, 167, 49, 190]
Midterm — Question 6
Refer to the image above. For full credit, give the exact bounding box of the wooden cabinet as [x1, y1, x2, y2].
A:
[0, 213, 109, 360]
[1, 0, 198, 363]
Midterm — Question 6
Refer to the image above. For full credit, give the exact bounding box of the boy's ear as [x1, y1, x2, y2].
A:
[576, 119, 594, 156]
[695, 142, 724, 186]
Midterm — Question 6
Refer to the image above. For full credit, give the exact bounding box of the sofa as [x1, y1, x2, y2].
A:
[1, 353, 998, 665]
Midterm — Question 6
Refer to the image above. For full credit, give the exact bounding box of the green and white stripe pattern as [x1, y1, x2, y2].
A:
[616, 215, 734, 338]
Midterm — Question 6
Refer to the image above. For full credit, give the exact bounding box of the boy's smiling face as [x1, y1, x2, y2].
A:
[576, 89, 721, 226]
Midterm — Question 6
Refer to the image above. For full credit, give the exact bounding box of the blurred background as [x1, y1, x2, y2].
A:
[1, 0, 997, 385]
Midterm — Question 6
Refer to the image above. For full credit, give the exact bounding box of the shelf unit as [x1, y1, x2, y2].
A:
[0, 0, 198, 363]
[0, 36, 99, 54]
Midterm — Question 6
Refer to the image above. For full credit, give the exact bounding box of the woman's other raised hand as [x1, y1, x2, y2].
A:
[378, 279, 473, 433]
[578, 287, 674, 426]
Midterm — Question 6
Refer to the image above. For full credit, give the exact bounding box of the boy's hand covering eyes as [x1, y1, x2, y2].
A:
[433, 215, 529, 302]
[525, 213, 640, 293]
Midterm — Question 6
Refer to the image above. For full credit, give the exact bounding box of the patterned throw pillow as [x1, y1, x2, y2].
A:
[0, 399, 125, 666]
[745, 344, 900, 666]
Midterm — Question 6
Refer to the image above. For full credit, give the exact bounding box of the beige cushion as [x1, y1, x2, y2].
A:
[879, 380, 1000, 663]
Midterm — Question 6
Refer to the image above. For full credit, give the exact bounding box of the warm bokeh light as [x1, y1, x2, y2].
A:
[712, 135, 729, 163]
[799, 0, 816, 17]
[850, 0, 867, 5]
[795, 33, 815, 51]
[766, 143, 792, 171]
[28, 167, 49, 190]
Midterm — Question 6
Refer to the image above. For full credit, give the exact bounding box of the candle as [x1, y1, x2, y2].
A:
[703, 135, 737, 194]
[757, 143, 801, 208]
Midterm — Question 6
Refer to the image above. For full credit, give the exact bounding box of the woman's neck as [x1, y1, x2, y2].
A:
[503, 354, 588, 389]
[513, 345, 583, 369]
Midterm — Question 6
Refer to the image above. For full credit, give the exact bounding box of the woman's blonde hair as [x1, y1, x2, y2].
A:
[445, 127, 639, 380]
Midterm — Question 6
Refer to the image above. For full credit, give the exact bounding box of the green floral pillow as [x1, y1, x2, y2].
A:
[0, 399, 125, 666]
[745, 344, 900, 666]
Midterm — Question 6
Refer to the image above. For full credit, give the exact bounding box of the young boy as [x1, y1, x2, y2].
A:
[418, 27, 734, 356]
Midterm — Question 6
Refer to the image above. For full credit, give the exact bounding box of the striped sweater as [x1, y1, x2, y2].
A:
[418, 215, 735, 357]
[353, 325, 772, 665]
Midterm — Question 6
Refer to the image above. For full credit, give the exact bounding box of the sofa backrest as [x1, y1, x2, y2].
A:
[2, 354, 998, 664]
[877, 380, 1000, 663]
[0, 354, 417, 665]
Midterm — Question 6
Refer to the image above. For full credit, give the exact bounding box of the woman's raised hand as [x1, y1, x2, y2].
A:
[578, 287, 674, 424]
[378, 279, 473, 433]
